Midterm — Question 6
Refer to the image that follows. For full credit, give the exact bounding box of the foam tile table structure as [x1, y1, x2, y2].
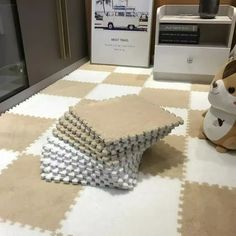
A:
[41, 95, 183, 190]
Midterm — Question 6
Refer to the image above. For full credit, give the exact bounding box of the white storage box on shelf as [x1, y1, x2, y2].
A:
[153, 5, 236, 83]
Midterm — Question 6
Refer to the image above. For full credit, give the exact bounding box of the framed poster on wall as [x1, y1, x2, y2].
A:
[91, 0, 154, 67]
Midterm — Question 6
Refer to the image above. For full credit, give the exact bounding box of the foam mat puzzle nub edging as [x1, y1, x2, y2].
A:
[56, 111, 178, 152]
[59, 112, 174, 149]
[51, 130, 147, 164]
[53, 128, 148, 160]
[53, 122, 171, 160]
[41, 136, 142, 190]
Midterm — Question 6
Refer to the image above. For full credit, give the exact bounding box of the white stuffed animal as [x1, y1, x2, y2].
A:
[200, 60, 236, 153]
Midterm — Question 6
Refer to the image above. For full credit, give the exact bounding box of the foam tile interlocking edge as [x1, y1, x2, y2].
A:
[0, 61, 235, 236]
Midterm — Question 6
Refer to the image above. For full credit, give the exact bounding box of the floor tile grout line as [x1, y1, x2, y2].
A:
[176, 84, 193, 236]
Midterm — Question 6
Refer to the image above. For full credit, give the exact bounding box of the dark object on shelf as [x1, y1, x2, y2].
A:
[199, 0, 220, 19]
[159, 39, 199, 44]
[160, 24, 198, 32]
[159, 35, 199, 44]
[159, 28, 200, 45]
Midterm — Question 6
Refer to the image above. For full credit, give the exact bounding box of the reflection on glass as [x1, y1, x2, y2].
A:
[0, 0, 28, 103]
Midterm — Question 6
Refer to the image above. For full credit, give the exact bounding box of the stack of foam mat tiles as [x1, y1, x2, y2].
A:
[41, 95, 183, 190]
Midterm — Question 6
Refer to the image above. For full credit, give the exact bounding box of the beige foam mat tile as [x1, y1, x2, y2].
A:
[79, 63, 116, 72]
[53, 127, 148, 161]
[69, 97, 165, 146]
[140, 135, 187, 179]
[179, 182, 236, 236]
[140, 88, 190, 108]
[191, 83, 210, 92]
[71, 95, 183, 143]
[0, 113, 55, 151]
[54, 132, 151, 162]
[188, 110, 204, 138]
[66, 110, 147, 145]
[40, 80, 96, 98]
[57, 115, 161, 151]
[0, 154, 81, 231]
[103, 73, 149, 87]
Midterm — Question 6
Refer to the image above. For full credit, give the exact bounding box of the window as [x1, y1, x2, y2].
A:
[126, 12, 135, 17]
[115, 12, 125, 17]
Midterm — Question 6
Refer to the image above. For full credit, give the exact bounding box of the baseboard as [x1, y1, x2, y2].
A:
[0, 57, 88, 114]
[153, 72, 213, 84]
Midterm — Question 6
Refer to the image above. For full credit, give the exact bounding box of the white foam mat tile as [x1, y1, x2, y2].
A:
[144, 80, 191, 91]
[114, 67, 153, 75]
[190, 91, 210, 111]
[58, 175, 181, 236]
[164, 107, 188, 136]
[25, 124, 56, 157]
[85, 84, 141, 101]
[0, 149, 19, 174]
[63, 70, 111, 83]
[185, 137, 236, 188]
[0, 220, 52, 236]
[8, 94, 80, 119]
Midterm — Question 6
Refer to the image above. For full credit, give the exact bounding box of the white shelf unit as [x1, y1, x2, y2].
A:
[153, 5, 236, 83]
[160, 15, 232, 24]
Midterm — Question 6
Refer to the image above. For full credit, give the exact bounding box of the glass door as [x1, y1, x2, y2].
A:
[0, 0, 28, 103]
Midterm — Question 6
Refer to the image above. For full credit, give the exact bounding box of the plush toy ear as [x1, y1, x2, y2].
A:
[223, 60, 236, 79]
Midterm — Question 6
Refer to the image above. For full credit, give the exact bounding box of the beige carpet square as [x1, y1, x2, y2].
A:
[188, 110, 204, 138]
[71, 95, 183, 142]
[140, 88, 190, 108]
[79, 63, 116, 72]
[103, 73, 149, 86]
[0, 113, 55, 151]
[140, 135, 187, 179]
[180, 182, 236, 236]
[41, 80, 96, 98]
[0, 154, 81, 231]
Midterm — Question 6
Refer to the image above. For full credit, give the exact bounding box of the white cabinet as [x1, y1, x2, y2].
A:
[154, 45, 230, 75]
[153, 5, 236, 83]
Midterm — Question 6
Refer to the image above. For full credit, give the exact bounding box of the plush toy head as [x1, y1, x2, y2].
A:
[208, 60, 236, 115]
